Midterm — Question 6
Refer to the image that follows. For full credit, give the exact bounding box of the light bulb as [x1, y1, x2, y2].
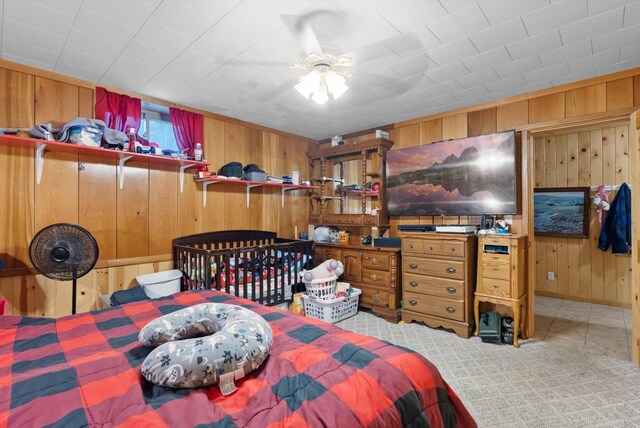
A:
[324, 70, 348, 99]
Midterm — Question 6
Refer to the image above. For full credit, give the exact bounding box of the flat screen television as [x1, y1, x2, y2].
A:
[385, 130, 518, 216]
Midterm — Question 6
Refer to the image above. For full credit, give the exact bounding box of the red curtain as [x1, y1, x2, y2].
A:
[95, 87, 141, 134]
[169, 107, 204, 157]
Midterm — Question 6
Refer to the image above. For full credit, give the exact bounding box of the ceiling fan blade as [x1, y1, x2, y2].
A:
[345, 33, 422, 66]
[281, 14, 323, 57]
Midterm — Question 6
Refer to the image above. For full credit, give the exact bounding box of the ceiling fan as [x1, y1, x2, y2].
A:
[231, 9, 424, 105]
[282, 11, 353, 104]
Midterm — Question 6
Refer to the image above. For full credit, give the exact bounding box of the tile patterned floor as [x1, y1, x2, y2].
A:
[535, 295, 633, 361]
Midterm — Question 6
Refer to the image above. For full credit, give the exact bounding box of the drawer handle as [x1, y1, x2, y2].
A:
[372, 294, 382, 302]
[446, 306, 456, 313]
[409, 263, 418, 269]
[428, 246, 434, 251]
[370, 258, 379, 265]
[409, 281, 418, 287]
[450, 247, 456, 252]
[446, 267, 457, 274]
[446, 286, 457, 294]
[408, 299, 418, 306]
[370, 274, 379, 281]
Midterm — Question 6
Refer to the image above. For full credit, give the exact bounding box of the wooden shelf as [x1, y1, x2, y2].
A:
[0, 134, 209, 191]
[335, 189, 379, 197]
[195, 176, 318, 207]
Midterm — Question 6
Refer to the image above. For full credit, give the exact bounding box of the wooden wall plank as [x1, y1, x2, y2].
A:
[202, 117, 227, 232]
[535, 240, 547, 292]
[566, 84, 606, 117]
[149, 164, 178, 255]
[225, 123, 248, 229]
[442, 113, 468, 140]
[545, 239, 558, 293]
[577, 132, 591, 185]
[529, 93, 565, 124]
[177, 168, 203, 237]
[78, 86, 95, 118]
[467, 107, 496, 137]
[0, 146, 34, 269]
[606, 78, 633, 110]
[544, 136, 556, 187]
[419, 119, 442, 144]
[615, 126, 629, 184]
[555, 135, 567, 187]
[116, 162, 149, 258]
[634, 75, 640, 106]
[556, 239, 569, 295]
[534, 137, 545, 187]
[0, 68, 34, 127]
[245, 127, 264, 230]
[397, 123, 420, 148]
[78, 156, 117, 260]
[34, 77, 79, 127]
[589, 129, 604, 301]
[566, 133, 579, 186]
[496, 100, 528, 131]
[34, 152, 79, 230]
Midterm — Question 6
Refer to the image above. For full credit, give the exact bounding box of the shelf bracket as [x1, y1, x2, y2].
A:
[179, 164, 192, 193]
[246, 184, 261, 207]
[35, 142, 46, 184]
[201, 180, 219, 207]
[281, 187, 299, 208]
[118, 156, 134, 190]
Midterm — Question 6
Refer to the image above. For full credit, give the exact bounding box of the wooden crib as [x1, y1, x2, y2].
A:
[173, 230, 314, 306]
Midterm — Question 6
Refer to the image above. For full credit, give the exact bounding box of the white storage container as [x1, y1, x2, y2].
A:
[136, 269, 183, 298]
[301, 288, 361, 323]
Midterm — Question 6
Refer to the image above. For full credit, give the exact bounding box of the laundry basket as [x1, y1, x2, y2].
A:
[136, 269, 183, 298]
[301, 275, 337, 300]
[301, 288, 361, 323]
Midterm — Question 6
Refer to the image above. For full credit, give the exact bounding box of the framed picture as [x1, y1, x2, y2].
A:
[533, 187, 590, 238]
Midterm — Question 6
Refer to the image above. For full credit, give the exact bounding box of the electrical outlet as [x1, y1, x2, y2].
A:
[504, 215, 513, 225]
[547, 272, 555, 280]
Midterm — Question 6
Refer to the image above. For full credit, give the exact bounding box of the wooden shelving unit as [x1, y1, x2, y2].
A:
[195, 176, 318, 207]
[0, 134, 209, 190]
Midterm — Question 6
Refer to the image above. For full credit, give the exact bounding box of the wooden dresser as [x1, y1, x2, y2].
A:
[399, 233, 477, 338]
[474, 234, 528, 347]
[314, 243, 401, 322]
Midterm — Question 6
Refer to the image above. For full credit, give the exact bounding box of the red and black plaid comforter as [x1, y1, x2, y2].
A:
[0, 290, 475, 427]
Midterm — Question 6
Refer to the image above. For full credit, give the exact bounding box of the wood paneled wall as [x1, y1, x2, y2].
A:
[534, 126, 631, 307]
[384, 70, 639, 309]
[0, 62, 311, 316]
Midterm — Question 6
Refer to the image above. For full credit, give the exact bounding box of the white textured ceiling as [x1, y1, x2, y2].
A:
[1, 0, 639, 140]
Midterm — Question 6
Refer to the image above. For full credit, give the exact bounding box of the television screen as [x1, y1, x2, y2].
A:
[385, 130, 518, 216]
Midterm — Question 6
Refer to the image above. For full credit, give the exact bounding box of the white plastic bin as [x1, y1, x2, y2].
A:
[136, 269, 183, 298]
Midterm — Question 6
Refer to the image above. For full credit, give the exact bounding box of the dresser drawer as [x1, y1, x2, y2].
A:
[361, 287, 389, 307]
[481, 260, 511, 281]
[443, 241, 465, 258]
[422, 240, 443, 255]
[362, 253, 389, 270]
[478, 278, 512, 298]
[403, 238, 422, 253]
[403, 291, 464, 321]
[403, 256, 464, 280]
[362, 268, 390, 286]
[403, 273, 464, 299]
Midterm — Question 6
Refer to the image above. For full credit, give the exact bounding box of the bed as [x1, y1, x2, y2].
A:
[174, 230, 314, 306]
[0, 290, 476, 427]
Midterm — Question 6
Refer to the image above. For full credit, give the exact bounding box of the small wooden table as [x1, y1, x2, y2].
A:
[473, 234, 528, 348]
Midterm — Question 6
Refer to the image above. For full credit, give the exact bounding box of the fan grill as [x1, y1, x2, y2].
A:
[29, 223, 99, 281]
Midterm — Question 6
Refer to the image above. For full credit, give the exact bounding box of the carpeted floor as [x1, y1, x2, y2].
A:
[336, 309, 640, 427]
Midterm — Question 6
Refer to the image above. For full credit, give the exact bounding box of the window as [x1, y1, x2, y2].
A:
[140, 101, 179, 152]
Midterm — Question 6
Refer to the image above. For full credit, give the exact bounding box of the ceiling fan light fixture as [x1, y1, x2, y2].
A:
[324, 69, 348, 100]
[295, 62, 348, 104]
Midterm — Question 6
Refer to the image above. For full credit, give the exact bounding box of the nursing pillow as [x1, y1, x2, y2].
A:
[139, 303, 273, 391]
